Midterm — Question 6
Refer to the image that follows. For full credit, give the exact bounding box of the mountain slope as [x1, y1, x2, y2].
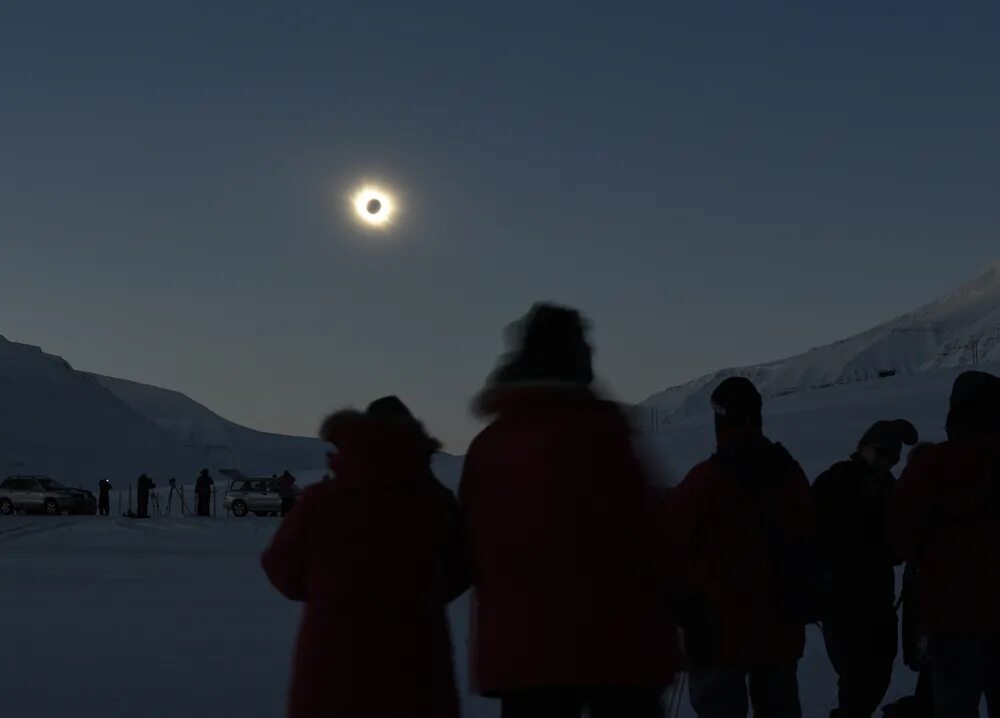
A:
[636, 361, 996, 486]
[0, 334, 326, 485]
[0, 336, 204, 483]
[640, 261, 1000, 423]
[90, 375, 469, 483]
[89, 374, 326, 474]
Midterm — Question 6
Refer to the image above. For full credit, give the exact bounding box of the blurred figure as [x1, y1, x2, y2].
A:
[136, 474, 155, 518]
[883, 441, 938, 718]
[195, 469, 214, 517]
[669, 377, 814, 718]
[262, 396, 467, 718]
[813, 419, 918, 718]
[277, 470, 298, 516]
[891, 371, 1000, 718]
[459, 304, 679, 718]
[98, 478, 111, 516]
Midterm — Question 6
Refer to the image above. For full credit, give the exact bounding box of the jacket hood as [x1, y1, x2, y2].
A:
[319, 407, 441, 487]
[472, 381, 604, 418]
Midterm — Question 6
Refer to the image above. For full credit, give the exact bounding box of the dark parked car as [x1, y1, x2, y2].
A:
[0, 476, 98, 516]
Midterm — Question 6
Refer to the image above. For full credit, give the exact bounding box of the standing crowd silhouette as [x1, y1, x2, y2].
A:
[262, 303, 1000, 718]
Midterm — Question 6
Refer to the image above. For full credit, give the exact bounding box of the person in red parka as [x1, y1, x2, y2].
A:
[459, 303, 680, 718]
[262, 396, 469, 718]
[667, 376, 814, 718]
[890, 371, 1000, 718]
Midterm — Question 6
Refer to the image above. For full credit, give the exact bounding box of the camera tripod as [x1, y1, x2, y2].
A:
[148, 489, 162, 518]
[164, 480, 191, 517]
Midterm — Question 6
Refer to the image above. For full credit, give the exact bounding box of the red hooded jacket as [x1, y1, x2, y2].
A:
[262, 412, 467, 718]
[890, 436, 1000, 637]
[459, 385, 681, 695]
[666, 431, 814, 668]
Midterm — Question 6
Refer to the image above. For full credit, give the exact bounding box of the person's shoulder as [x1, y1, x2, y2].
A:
[681, 457, 717, 485]
[919, 440, 976, 476]
[814, 459, 856, 485]
[826, 458, 856, 474]
[297, 479, 343, 504]
[465, 421, 502, 457]
[765, 439, 800, 466]
[926, 440, 961, 460]
[423, 473, 457, 500]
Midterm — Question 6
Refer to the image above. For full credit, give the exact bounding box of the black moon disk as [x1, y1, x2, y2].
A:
[366, 198, 382, 215]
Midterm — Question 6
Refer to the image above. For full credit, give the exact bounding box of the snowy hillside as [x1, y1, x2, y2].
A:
[90, 374, 326, 474]
[638, 361, 997, 486]
[89, 375, 465, 482]
[640, 261, 1000, 424]
[0, 336, 203, 483]
[0, 335, 327, 486]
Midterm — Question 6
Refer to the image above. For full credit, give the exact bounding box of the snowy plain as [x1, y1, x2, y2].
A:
[4, 363, 996, 717]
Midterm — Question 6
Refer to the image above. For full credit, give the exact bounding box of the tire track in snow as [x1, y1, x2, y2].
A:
[0, 519, 75, 543]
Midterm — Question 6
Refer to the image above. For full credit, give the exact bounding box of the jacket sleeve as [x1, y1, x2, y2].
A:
[439, 485, 472, 602]
[662, 464, 707, 604]
[889, 454, 934, 563]
[787, 462, 816, 539]
[261, 488, 314, 601]
[812, 468, 837, 562]
[457, 451, 478, 592]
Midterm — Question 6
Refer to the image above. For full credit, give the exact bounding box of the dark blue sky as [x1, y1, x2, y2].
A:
[2, 1, 998, 448]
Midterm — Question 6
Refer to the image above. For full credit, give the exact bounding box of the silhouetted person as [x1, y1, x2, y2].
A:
[891, 371, 1000, 718]
[459, 304, 679, 718]
[98, 478, 111, 516]
[262, 396, 468, 718]
[278, 470, 297, 516]
[884, 443, 937, 718]
[136, 474, 155, 518]
[195, 469, 213, 517]
[668, 377, 814, 718]
[814, 419, 918, 718]
[881, 441, 937, 718]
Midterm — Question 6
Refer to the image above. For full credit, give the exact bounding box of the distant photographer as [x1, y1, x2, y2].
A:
[98, 478, 112, 516]
[195, 470, 214, 517]
[277, 470, 297, 516]
[136, 474, 155, 518]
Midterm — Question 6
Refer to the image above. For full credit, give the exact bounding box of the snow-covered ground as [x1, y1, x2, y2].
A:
[0, 513, 925, 718]
[0, 516, 295, 717]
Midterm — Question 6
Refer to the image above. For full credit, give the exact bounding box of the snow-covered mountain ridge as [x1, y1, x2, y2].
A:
[88, 373, 325, 472]
[640, 261, 1000, 424]
[0, 334, 325, 483]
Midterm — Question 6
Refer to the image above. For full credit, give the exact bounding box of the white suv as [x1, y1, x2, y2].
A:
[223, 478, 282, 517]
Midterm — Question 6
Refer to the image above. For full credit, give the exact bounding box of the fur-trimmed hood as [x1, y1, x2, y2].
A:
[319, 403, 441, 487]
[472, 380, 612, 419]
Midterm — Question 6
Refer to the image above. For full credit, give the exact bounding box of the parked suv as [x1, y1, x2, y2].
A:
[224, 477, 283, 517]
[0, 476, 98, 516]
